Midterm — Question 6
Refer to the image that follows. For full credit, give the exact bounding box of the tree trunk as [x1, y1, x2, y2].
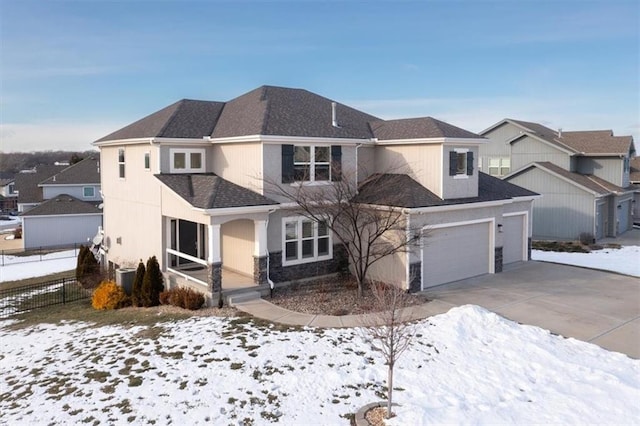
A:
[387, 362, 394, 419]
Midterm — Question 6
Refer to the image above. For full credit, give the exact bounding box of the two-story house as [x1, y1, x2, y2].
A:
[18, 156, 103, 249]
[631, 156, 640, 224]
[480, 119, 635, 241]
[0, 173, 18, 212]
[94, 86, 537, 301]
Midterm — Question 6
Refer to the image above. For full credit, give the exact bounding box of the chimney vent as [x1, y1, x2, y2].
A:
[331, 102, 339, 128]
[558, 128, 563, 138]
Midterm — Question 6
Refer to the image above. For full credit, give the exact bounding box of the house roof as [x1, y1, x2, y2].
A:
[507, 162, 627, 196]
[20, 194, 102, 216]
[40, 155, 101, 185]
[14, 165, 67, 204]
[630, 157, 640, 183]
[96, 85, 483, 143]
[353, 173, 537, 209]
[0, 177, 14, 187]
[492, 119, 635, 156]
[97, 99, 225, 142]
[370, 117, 482, 140]
[155, 173, 279, 209]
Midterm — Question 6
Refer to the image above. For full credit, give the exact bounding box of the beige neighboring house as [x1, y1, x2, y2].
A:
[94, 85, 537, 300]
[480, 119, 635, 241]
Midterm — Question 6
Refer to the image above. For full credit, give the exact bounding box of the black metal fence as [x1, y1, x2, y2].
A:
[0, 276, 91, 318]
[0, 243, 80, 267]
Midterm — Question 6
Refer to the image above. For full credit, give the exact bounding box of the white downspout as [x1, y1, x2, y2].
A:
[265, 208, 277, 293]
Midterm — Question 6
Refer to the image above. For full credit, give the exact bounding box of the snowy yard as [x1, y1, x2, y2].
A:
[0, 249, 78, 282]
[1, 244, 639, 424]
[532, 245, 640, 277]
[1, 305, 638, 425]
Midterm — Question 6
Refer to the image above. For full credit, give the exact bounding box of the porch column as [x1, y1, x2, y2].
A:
[207, 224, 222, 300]
[253, 219, 268, 285]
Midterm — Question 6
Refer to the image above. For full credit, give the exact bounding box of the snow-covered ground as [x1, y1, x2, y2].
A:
[0, 305, 637, 425]
[0, 249, 78, 282]
[0, 215, 21, 232]
[532, 245, 640, 277]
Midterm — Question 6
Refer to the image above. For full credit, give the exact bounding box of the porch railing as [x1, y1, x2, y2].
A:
[166, 248, 208, 287]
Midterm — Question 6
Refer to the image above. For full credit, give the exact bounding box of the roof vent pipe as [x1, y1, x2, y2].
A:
[331, 102, 339, 128]
[558, 128, 562, 138]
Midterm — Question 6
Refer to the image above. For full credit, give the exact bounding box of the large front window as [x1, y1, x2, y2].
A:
[294, 146, 330, 182]
[283, 217, 331, 265]
[170, 149, 205, 173]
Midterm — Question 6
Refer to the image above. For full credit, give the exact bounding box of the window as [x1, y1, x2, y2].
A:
[118, 148, 125, 178]
[283, 217, 332, 265]
[83, 187, 95, 198]
[282, 145, 341, 183]
[144, 152, 150, 170]
[488, 157, 510, 177]
[449, 149, 474, 177]
[170, 149, 205, 173]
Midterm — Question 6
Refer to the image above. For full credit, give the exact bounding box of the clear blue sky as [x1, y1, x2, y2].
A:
[1, 0, 638, 153]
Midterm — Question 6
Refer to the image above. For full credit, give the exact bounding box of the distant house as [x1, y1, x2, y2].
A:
[0, 172, 17, 212]
[17, 156, 103, 249]
[94, 85, 537, 301]
[630, 157, 640, 224]
[480, 119, 635, 241]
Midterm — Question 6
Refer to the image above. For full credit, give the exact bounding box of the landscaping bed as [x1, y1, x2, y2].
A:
[532, 240, 621, 253]
[268, 277, 430, 316]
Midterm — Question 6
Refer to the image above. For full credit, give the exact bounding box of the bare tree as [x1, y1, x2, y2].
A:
[361, 281, 415, 419]
[265, 168, 419, 297]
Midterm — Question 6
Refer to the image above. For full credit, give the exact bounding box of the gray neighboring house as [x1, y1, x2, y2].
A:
[631, 157, 640, 224]
[0, 172, 17, 212]
[94, 85, 538, 298]
[480, 119, 635, 241]
[17, 156, 103, 249]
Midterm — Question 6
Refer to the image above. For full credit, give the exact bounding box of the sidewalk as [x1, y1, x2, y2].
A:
[231, 296, 456, 328]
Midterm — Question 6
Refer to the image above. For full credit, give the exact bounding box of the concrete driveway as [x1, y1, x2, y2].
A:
[420, 261, 640, 359]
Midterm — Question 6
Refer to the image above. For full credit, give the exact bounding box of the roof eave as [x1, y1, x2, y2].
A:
[377, 137, 487, 146]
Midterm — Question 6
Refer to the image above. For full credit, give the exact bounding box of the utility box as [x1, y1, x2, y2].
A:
[116, 268, 136, 295]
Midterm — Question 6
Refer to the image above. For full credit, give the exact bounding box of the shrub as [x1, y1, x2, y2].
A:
[131, 260, 146, 307]
[92, 281, 129, 310]
[578, 232, 595, 245]
[76, 245, 89, 281]
[159, 287, 205, 310]
[142, 256, 164, 307]
[14, 226, 22, 239]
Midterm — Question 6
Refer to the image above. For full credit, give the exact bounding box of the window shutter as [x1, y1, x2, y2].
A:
[449, 151, 457, 176]
[282, 144, 294, 183]
[331, 145, 342, 182]
[466, 152, 474, 175]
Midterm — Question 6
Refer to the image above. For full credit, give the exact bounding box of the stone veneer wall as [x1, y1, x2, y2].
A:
[268, 244, 347, 283]
[494, 247, 503, 273]
[527, 238, 532, 260]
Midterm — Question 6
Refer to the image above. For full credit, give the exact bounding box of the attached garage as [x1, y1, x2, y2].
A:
[421, 219, 493, 289]
[503, 213, 527, 265]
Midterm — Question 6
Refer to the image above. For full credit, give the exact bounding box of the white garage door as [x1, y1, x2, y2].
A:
[503, 214, 526, 265]
[422, 221, 492, 289]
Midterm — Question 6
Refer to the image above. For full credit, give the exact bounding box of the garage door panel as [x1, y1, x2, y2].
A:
[423, 222, 491, 289]
[503, 215, 525, 264]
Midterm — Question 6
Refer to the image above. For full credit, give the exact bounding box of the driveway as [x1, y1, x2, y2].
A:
[420, 261, 640, 359]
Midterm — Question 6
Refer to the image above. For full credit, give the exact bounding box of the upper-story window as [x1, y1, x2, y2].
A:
[118, 148, 125, 179]
[488, 157, 510, 177]
[170, 149, 205, 173]
[624, 156, 630, 173]
[8, 183, 15, 195]
[144, 152, 150, 170]
[449, 149, 474, 178]
[282, 145, 341, 183]
[83, 187, 95, 198]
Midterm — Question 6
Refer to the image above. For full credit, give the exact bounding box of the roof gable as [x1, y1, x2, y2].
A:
[560, 131, 634, 155]
[15, 165, 67, 204]
[40, 155, 101, 185]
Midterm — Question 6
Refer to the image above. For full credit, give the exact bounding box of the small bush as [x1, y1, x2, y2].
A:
[578, 232, 595, 245]
[92, 281, 129, 310]
[159, 287, 205, 310]
[14, 226, 22, 239]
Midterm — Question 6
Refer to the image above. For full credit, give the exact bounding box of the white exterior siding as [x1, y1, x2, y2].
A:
[441, 145, 479, 199]
[375, 144, 443, 197]
[212, 143, 263, 194]
[221, 219, 254, 276]
[502, 213, 527, 264]
[511, 136, 570, 171]
[22, 214, 102, 249]
[479, 122, 519, 174]
[577, 157, 625, 187]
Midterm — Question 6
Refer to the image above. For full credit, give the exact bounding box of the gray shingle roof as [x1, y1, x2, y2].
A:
[354, 173, 537, 208]
[40, 155, 101, 185]
[630, 157, 640, 183]
[15, 165, 67, 204]
[20, 194, 102, 216]
[155, 173, 278, 209]
[96, 85, 484, 143]
[509, 162, 626, 195]
[371, 117, 482, 140]
[96, 99, 225, 142]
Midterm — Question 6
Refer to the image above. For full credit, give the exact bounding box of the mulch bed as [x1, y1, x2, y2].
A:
[267, 277, 430, 316]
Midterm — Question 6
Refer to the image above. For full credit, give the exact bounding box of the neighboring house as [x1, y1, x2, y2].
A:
[0, 172, 17, 212]
[15, 165, 67, 213]
[631, 157, 640, 224]
[480, 119, 635, 241]
[16, 156, 103, 249]
[94, 85, 537, 299]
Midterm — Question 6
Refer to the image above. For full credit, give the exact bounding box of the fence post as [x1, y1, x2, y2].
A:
[63, 278, 67, 304]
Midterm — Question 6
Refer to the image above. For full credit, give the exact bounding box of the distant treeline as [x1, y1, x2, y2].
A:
[0, 150, 98, 174]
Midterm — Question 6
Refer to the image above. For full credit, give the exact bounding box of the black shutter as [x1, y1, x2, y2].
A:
[466, 152, 474, 175]
[282, 145, 294, 183]
[449, 151, 457, 176]
[331, 145, 342, 181]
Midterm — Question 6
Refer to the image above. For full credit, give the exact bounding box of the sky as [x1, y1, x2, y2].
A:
[0, 0, 638, 153]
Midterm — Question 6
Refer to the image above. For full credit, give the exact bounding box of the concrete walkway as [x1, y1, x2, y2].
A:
[231, 260, 639, 359]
